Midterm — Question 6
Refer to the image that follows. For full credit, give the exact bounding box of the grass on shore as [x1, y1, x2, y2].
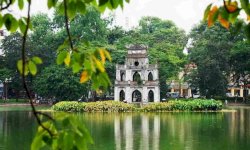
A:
[0, 98, 29, 104]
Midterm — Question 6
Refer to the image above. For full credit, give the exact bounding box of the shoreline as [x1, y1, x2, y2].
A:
[0, 103, 51, 107]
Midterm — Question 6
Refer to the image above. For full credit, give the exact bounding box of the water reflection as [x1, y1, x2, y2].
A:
[114, 114, 160, 150]
[0, 111, 37, 150]
[1, 108, 250, 150]
[109, 111, 250, 150]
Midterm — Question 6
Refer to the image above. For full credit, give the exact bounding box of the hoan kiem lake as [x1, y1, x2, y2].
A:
[0, 106, 250, 150]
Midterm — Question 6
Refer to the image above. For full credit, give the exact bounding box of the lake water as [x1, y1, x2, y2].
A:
[0, 106, 250, 150]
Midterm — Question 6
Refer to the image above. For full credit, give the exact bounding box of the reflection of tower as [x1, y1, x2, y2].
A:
[114, 116, 121, 150]
[153, 116, 160, 150]
[140, 115, 149, 150]
[114, 114, 161, 150]
[124, 115, 133, 150]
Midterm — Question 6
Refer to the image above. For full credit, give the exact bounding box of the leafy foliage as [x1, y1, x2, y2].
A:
[204, 0, 250, 41]
[31, 114, 93, 150]
[142, 99, 223, 111]
[33, 65, 88, 101]
[52, 101, 136, 112]
[52, 99, 223, 112]
[188, 22, 246, 98]
[230, 41, 250, 99]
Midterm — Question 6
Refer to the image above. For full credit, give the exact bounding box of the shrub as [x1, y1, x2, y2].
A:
[142, 99, 222, 112]
[52, 101, 135, 112]
[52, 101, 86, 112]
[52, 99, 222, 112]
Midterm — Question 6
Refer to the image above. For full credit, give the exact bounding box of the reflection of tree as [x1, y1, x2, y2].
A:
[1, 111, 250, 149]
[0, 111, 37, 149]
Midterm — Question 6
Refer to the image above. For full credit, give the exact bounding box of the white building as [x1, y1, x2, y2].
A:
[114, 44, 160, 103]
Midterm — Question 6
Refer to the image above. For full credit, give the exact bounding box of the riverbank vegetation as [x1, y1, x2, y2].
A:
[52, 99, 222, 112]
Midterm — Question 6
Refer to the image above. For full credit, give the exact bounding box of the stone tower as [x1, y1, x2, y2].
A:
[114, 44, 160, 103]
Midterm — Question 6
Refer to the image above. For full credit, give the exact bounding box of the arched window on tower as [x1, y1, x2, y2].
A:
[132, 90, 142, 102]
[148, 90, 154, 102]
[148, 72, 153, 81]
[133, 71, 141, 82]
[119, 90, 125, 101]
[120, 72, 125, 81]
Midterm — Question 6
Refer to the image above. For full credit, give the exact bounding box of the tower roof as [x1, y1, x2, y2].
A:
[126, 44, 148, 50]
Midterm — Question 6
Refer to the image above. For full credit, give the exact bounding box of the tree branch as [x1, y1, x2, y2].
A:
[63, 0, 74, 50]
[21, 0, 54, 137]
[0, 0, 12, 11]
[223, 0, 230, 13]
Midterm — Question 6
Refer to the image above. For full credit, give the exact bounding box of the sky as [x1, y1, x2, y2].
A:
[112, 0, 214, 32]
[9, 0, 215, 33]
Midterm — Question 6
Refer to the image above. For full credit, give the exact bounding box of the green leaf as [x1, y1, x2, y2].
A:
[229, 9, 240, 23]
[63, 133, 73, 150]
[72, 63, 82, 73]
[28, 60, 37, 75]
[42, 135, 52, 146]
[67, 1, 77, 19]
[18, 18, 26, 34]
[3, 14, 13, 31]
[47, 0, 57, 9]
[110, 0, 119, 8]
[219, 7, 229, 20]
[57, 51, 67, 65]
[3, 14, 19, 32]
[32, 56, 43, 64]
[10, 17, 19, 32]
[17, 60, 23, 74]
[99, 0, 109, 6]
[64, 52, 71, 66]
[17, 59, 29, 75]
[18, 0, 24, 9]
[31, 134, 45, 150]
[73, 52, 81, 62]
[203, 3, 212, 21]
[95, 59, 105, 72]
[76, 0, 86, 14]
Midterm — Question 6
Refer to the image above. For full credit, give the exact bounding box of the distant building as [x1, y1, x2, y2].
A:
[167, 63, 197, 98]
[227, 75, 250, 97]
[114, 44, 160, 103]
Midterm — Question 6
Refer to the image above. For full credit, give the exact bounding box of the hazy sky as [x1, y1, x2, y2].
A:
[10, 0, 215, 33]
[113, 0, 214, 32]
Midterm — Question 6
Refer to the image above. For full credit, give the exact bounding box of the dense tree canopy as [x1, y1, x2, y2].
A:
[188, 21, 249, 98]
[33, 65, 88, 101]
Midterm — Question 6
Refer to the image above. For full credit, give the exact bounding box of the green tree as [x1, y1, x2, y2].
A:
[30, 13, 60, 66]
[188, 22, 244, 98]
[33, 65, 88, 101]
[230, 41, 250, 101]
[53, 6, 109, 44]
